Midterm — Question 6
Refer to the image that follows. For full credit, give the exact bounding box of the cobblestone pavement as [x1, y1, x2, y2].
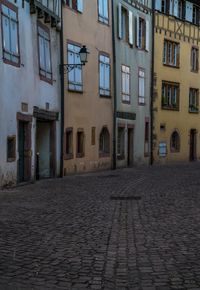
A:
[1, 163, 200, 289]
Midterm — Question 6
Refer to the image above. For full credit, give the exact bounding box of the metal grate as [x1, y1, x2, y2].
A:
[110, 196, 141, 201]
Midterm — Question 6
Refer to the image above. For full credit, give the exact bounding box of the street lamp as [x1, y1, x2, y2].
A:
[61, 45, 89, 74]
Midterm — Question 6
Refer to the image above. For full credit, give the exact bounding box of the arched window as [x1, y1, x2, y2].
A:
[99, 127, 110, 156]
[170, 131, 180, 152]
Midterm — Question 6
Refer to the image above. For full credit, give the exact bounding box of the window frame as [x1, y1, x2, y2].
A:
[138, 67, 145, 105]
[99, 52, 111, 98]
[7, 135, 16, 162]
[163, 39, 180, 68]
[98, 0, 109, 25]
[121, 64, 131, 104]
[170, 130, 180, 153]
[161, 81, 180, 111]
[64, 127, 73, 160]
[189, 88, 199, 113]
[37, 21, 53, 84]
[99, 126, 110, 157]
[1, 0, 20, 67]
[191, 46, 199, 73]
[76, 128, 85, 158]
[67, 41, 83, 92]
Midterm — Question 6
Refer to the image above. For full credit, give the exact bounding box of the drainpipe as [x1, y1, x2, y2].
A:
[150, 0, 155, 165]
[111, 0, 117, 170]
[59, 2, 64, 177]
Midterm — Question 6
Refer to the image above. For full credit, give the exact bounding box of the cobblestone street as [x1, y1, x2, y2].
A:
[1, 164, 200, 289]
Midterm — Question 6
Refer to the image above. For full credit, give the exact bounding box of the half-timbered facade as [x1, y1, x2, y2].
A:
[153, 0, 200, 163]
[0, 0, 61, 186]
[113, 0, 152, 167]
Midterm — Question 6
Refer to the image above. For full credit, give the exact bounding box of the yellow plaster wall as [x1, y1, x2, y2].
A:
[153, 14, 200, 163]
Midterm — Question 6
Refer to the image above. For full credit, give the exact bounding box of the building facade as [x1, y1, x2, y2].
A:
[153, 0, 200, 163]
[113, 0, 152, 168]
[62, 0, 113, 174]
[0, 0, 61, 186]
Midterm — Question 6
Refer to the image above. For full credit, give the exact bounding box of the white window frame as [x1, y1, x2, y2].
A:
[98, 0, 109, 24]
[121, 65, 130, 103]
[138, 68, 145, 105]
[67, 43, 83, 92]
[99, 54, 111, 97]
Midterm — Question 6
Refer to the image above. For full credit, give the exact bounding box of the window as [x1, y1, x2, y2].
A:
[91, 127, 96, 145]
[191, 47, 199, 72]
[121, 6, 129, 42]
[163, 40, 180, 67]
[189, 88, 199, 113]
[117, 127, 125, 159]
[76, 129, 84, 157]
[99, 127, 110, 157]
[67, 43, 83, 92]
[121, 65, 130, 103]
[161, 0, 168, 13]
[192, 5, 199, 25]
[118, 4, 133, 45]
[66, 0, 83, 12]
[1, 1, 19, 66]
[7, 136, 16, 162]
[38, 23, 52, 82]
[138, 17, 145, 49]
[170, 131, 180, 152]
[99, 54, 110, 97]
[178, 0, 185, 19]
[98, 0, 109, 24]
[138, 69, 145, 105]
[65, 128, 73, 159]
[162, 81, 179, 110]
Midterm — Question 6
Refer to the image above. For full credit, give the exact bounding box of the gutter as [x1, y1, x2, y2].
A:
[111, 0, 117, 170]
[150, 1, 155, 165]
[59, 2, 64, 177]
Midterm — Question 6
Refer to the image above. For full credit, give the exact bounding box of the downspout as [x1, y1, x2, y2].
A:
[150, 0, 155, 165]
[111, 0, 117, 170]
[59, 1, 64, 177]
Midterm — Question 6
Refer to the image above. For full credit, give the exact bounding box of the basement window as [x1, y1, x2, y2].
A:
[7, 136, 16, 162]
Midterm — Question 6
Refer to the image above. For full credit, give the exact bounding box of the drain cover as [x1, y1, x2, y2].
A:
[110, 196, 141, 201]
[98, 175, 118, 179]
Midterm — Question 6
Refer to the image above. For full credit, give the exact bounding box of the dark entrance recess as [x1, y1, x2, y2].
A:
[189, 129, 197, 161]
[17, 113, 32, 183]
[127, 127, 134, 167]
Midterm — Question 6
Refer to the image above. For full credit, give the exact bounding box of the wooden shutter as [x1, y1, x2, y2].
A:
[185, 1, 193, 22]
[155, 0, 161, 11]
[136, 15, 139, 47]
[169, 0, 173, 15]
[145, 19, 149, 51]
[118, 3, 122, 39]
[128, 10, 133, 45]
[77, 0, 83, 12]
[174, 0, 178, 17]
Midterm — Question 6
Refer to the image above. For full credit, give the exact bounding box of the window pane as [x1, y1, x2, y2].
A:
[10, 20, 18, 55]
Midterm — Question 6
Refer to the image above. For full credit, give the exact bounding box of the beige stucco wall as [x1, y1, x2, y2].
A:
[153, 13, 200, 164]
[63, 1, 113, 174]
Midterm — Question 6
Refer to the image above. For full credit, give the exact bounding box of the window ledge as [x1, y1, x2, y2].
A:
[99, 152, 110, 158]
[68, 88, 83, 94]
[163, 63, 180, 69]
[162, 106, 179, 111]
[3, 58, 20, 68]
[100, 94, 111, 99]
[40, 74, 53, 85]
[64, 153, 74, 160]
[76, 153, 84, 158]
